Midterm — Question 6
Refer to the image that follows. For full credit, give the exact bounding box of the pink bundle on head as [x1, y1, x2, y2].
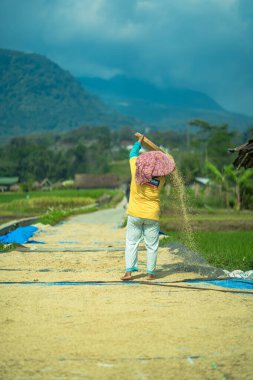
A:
[135, 151, 176, 185]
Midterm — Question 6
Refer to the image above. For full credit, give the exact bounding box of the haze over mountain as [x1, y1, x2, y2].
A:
[78, 75, 253, 130]
[1, 1, 253, 118]
[0, 49, 136, 141]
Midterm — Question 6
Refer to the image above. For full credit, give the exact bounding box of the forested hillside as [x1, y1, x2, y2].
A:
[1, 49, 252, 145]
[0, 49, 136, 142]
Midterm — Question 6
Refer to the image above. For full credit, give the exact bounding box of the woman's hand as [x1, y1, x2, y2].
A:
[138, 134, 144, 143]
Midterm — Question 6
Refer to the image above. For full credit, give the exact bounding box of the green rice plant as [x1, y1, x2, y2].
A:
[37, 190, 124, 225]
[0, 197, 94, 215]
[0, 189, 124, 226]
[1, 197, 94, 210]
[161, 231, 253, 271]
[0, 189, 119, 203]
[0, 189, 122, 217]
[193, 231, 253, 271]
[28, 196, 94, 209]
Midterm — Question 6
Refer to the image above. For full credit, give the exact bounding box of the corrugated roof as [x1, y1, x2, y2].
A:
[195, 177, 210, 185]
[0, 177, 19, 185]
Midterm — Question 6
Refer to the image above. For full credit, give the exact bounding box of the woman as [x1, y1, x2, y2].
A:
[121, 134, 175, 281]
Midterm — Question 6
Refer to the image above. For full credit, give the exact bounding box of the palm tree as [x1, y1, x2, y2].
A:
[205, 161, 230, 207]
[224, 165, 253, 211]
[206, 161, 253, 210]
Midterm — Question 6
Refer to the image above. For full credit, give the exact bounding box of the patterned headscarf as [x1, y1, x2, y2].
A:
[135, 151, 175, 185]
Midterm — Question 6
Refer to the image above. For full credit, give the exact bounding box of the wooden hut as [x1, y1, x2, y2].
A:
[0, 177, 19, 192]
[228, 140, 253, 169]
[75, 174, 119, 189]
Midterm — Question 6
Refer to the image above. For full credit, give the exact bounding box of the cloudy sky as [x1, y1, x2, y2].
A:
[0, 0, 253, 116]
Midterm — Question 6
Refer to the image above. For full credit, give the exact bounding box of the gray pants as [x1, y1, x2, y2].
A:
[125, 216, 160, 274]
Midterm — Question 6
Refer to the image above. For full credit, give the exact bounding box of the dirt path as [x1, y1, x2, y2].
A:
[0, 203, 252, 379]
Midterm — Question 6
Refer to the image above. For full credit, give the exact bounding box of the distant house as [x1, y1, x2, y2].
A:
[75, 174, 119, 189]
[190, 177, 210, 196]
[40, 178, 52, 191]
[32, 180, 51, 191]
[120, 140, 133, 151]
[194, 177, 210, 186]
[0, 177, 19, 192]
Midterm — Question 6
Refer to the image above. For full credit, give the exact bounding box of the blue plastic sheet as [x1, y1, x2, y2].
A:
[0, 281, 139, 286]
[0, 226, 39, 244]
[186, 278, 253, 290]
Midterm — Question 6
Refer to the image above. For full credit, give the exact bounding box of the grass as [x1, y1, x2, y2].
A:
[194, 231, 253, 271]
[161, 230, 253, 272]
[0, 243, 17, 252]
[39, 205, 98, 225]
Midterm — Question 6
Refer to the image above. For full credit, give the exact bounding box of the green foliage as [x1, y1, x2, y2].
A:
[0, 120, 252, 210]
[174, 151, 203, 183]
[0, 243, 17, 252]
[187, 121, 236, 168]
[205, 161, 253, 210]
[0, 126, 118, 181]
[205, 161, 224, 181]
[109, 160, 130, 179]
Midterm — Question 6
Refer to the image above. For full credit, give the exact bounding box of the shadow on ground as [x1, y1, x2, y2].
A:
[156, 241, 225, 279]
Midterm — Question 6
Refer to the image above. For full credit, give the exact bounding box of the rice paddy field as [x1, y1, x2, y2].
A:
[0, 189, 123, 225]
[160, 230, 253, 272]
[160, 208, 253, 272]
[193, 231, 253, 271]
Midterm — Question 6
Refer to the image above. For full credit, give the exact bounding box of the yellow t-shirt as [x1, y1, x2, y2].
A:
[127, 157, 165, 221]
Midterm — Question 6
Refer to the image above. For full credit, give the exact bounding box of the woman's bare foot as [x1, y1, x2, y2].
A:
[146, 274, 155, 280]
[120, 272, 132, 281]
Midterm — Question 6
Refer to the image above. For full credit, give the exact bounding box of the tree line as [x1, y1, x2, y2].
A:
[0, 122, 252, 208]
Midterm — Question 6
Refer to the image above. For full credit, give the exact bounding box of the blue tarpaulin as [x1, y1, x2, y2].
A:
[186, 278, 253, 290]
[0, 226, 39, 244]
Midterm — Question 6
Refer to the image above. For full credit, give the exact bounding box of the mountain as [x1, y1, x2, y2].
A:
[78, 75, 253, 130]
[1, 48, 251, 144]
[0, 49, 137, 142]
